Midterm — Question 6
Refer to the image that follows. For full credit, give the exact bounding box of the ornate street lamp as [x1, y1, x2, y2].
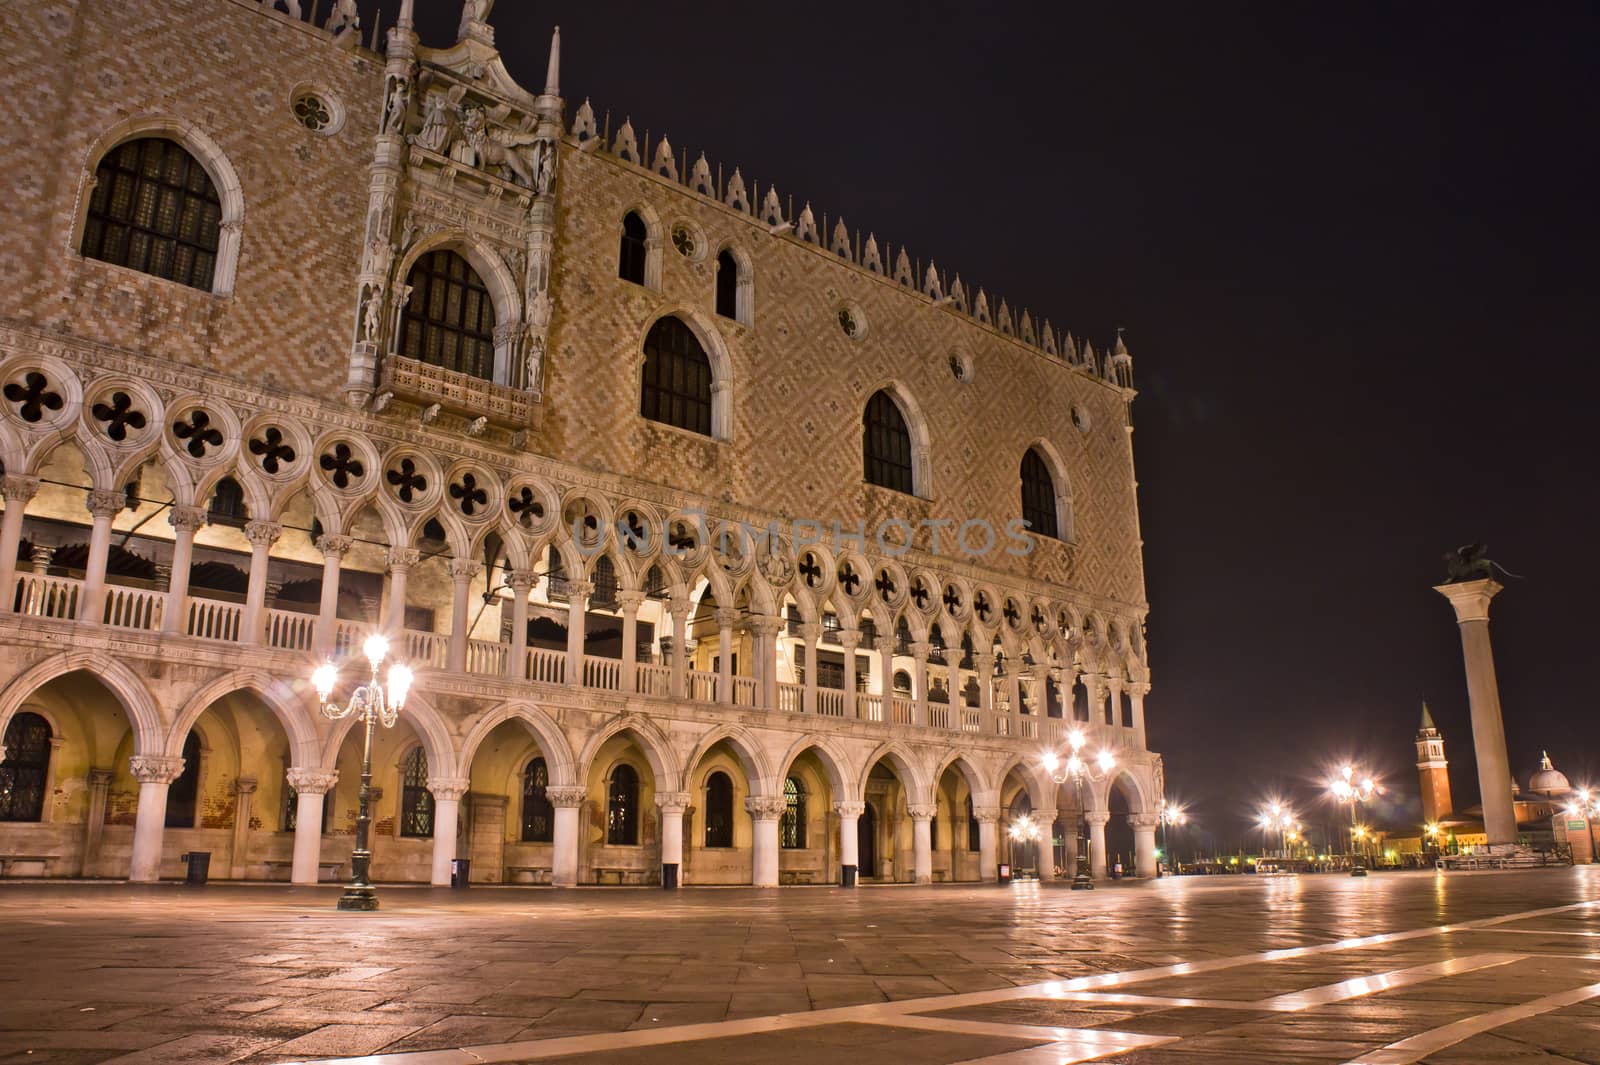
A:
[1007, 812, 1040, 876]
[1257, 801, 1297, 861]
[1564, 788, 1600, 862]
[1042, 729, 1117, 890]
[313, 634, 413, 911]
[1158, 800, 1187, 875]
[1330, 764, 1380, 877]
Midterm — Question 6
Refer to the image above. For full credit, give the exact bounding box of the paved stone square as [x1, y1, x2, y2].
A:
[2, 871, 1599, 1064]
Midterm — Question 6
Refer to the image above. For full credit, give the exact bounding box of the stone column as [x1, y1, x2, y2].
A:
[241, 521, 280, 644]
[834, 800, 863, 886]
[715, 608, 738, 703]
[128, 755, 186, 882]
[385, 547, 420, 637]
[910, 641, 930, 725]
[1131, 814, 1159, 877]
[30, 543, 53, 575]
[428, 777, 471, 886]
[974, 652, 995, 722]
[1005, 661, 1022, 722]
[1127, 682, 1149, 747]
[1435, 579, 1517, 846]
[839, 631, 861, 717]
[1107, 676, 1125, 728]
[747, 796, 783, 886]
[1037, 819, 1057, 881]
[314, 535, 352, 656]
[798, 623, 820, 713]
[564, 579, 592, 688]
[908, 803, 935, 884]
[446, 558, 480, 673]
[656, 791, 689, 888]
[876, 635, 895, 706]
[507, 570, 534, 680]
[228, 777, 258, 879]
[1082, 674, 1103, 727]
[81, 767, 113, 877]
[0, 475, 40, 610]
[1086, 811, 1110, 880]
[668, 593, 691, 699]
[547, 786, 587, 887]
[161, 506, 206, 634]
[973, 805, 1000, 881]
[617, 589, 644, 693]
[286, 768, 338, 885]
[79, 490, 126, 623]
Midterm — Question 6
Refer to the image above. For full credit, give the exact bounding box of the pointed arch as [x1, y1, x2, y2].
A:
[775, 735, 852, 799]
[681, 724, 776, 797]
[1090, 766, 1152, 815]
[457, 701, 576, 786]
[862, 381, 931, 498]
[0, 651, 164, 755]
[991, 751, 1050, 813]
[855, 740, 932, 806]
[165, 670, 322, 767]
[395, 232, 521, 386]
[1020, 438, 1075, 542]
[933, 750, 992, 806]
[638, 308, 734, 441]
[577, 713, 681, 788]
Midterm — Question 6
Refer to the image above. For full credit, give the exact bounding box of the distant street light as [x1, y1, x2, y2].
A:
[1043, 730, 1117, 890]
[1159, 800, 1188, 875]
[1564, 788, 1600, 862]
[1330, 764, 1381, 877]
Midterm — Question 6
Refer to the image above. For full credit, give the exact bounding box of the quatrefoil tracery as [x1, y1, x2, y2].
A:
[172, 409, 224, 459]
[3, 372, 64, 424]
[90, 391, 147, 442]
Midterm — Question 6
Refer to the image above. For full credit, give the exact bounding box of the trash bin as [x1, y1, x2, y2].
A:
[998, 863, 1012, 884]
[182, 851, 211, 885]
[450, 858, 470, 888]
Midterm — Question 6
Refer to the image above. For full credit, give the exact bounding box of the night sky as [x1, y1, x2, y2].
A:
[376, 2, 1598, 848]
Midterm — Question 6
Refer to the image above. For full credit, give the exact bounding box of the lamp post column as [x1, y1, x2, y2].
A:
[835, 800, 863, 886]
[428, 777, 471, 886]
[548, 786, 587, 887]
[128, 755, 186, 882]
[286, 769, 339, 885]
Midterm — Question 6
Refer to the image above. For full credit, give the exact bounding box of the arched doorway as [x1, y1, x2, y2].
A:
[857, 801, 877, 879]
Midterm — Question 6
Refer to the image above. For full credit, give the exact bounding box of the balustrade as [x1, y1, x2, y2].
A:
[688, 669, 718, 702]
[264, 608, 316, 652]
[186, 598, 242, 642]
[733, 676, 758, 707]
[858, 693, 884, 722]
[12, 573, 81, 620]
[635, 661, 670, 697]
[403, 629, 449, 668]
[467, 638, 508, 676]
[103, 585, 162, 631]
[816, 688, 846, 717]
[777, 681, 803, 713]
[890, 696, 915, 726]
[525, 646, 565, 684]
[582, 654, 622, 690]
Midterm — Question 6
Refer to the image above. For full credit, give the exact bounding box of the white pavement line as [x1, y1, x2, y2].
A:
[1254, 953, 1524, 1011]
[958, 1040, 1177, 1065]
[1341, 981, 1600, 1065]
[1464, 926, 1600, 937]
[880, 1014, 1172, 1048]
[303, 899, 1600, 1065]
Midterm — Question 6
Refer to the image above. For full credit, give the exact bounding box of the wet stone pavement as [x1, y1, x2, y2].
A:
[0, 870, 1598, 1064]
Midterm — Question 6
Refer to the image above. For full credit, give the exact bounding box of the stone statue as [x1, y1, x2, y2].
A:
[324, 0, 359, 34]
[533, 139, 557, 195]
[361, 288, 383, 344]
[412, 93, 455, 154]
[383, 77, 410, 135]
[457, 108, 546, 189]
[1442, 544, 1493, 584]
[459, 0, 494, 37]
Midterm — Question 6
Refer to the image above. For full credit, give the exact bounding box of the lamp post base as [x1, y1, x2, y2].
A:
[1071, 872, 1095, 890]
[337, 886, 380, 910]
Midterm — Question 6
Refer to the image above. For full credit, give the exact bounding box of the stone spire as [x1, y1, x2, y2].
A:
[545, 26, 561, 96]
[1419, 701, 1437, 732]
[397, 0, 415, 29]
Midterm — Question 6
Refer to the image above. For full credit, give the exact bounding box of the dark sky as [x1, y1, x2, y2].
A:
[380, 1, 1599, 847]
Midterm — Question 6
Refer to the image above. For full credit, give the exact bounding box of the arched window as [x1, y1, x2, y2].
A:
[400, 250, 497, 382]
[165, 732, 201, 828]
[864, 390, 914, 494]
[400, 747, 434, 838]
[1020, 448, 1060, 539]
[892, 669, 912, 694]
[607, 763, 639, 845]
[522, 757, 553, 842]
[0, 712, 52, 822]
[715, 249, 739, 320]
[640, 316, 712, 436]
[781, 776, 807, 849]
[81, 137, 222, 292]
[704, 770, 733, 848]
[966, 795, 981, 852]
[208, 476, 247, 527]
[618, 211, 648, 284]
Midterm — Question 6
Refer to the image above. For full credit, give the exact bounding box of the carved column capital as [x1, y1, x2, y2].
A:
[427, 776, 471, 801]
[713, 608, 742, 629]
[906, 803, 937, 823]
[565, 579, 594, 601]
[655, 791, 692, 815]
[875, 636, 896, 657]
[833, 800, 866, 819]
[972, 806, 1001, 824]
[837, 630, 862, 651]
[315, 534, 353, 559]
[245, 520, 282, 548]
[234, 776, 258, 796]
[797, 622, 822, 643]
[128, 755, 185, 784]
[545, 785, 588, 809]
[507, 568, 537, 593]
[1, 475, 40, 504]
[285, 768, 339, 795]
[909, 641, 930, 661]
[387, 547, 422, 570]
[1084, 810, 1112, 827]
[616, 589, 646, 613]
[1128, 814, 1160, 830]
[744, 795, 786, 821]
[448, 558, 482, 581]
[748, 614, 783, 638]
[168, 505, 207, 534]
[86, 490, 126, 519]
[668, 592, 693, 618]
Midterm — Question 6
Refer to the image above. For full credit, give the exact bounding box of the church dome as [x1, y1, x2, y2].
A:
[1528, 751, 1571, 797]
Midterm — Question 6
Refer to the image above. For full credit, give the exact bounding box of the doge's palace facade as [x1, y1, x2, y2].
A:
[0, 0, 1161, 889]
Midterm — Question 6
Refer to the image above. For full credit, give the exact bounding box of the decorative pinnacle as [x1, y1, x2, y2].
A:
[544, 26, 562, 96]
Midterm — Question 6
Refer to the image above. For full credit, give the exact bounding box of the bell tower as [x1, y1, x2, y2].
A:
[1415, 702, 1453, 823]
